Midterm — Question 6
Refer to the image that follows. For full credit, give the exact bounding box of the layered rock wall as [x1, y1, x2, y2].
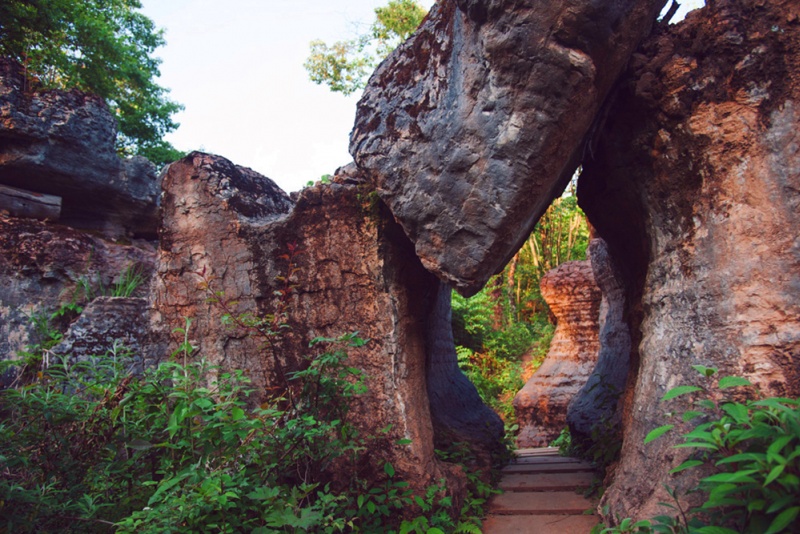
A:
[0, 214, 155, 385]
[514, 259, 601, 447]
[579, 0, 800, 520]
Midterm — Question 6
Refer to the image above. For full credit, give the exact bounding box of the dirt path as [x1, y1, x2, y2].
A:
[483, 447, 599, 533]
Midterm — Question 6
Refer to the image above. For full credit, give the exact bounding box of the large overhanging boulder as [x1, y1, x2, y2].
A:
[351, 0, 667, 295]
[0, 58, 161, 238]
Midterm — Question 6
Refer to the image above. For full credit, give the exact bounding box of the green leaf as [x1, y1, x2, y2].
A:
[716, 452, 766, 465]
[644, 424, 674, 444]
[427, 529, 445, 534]
[702, 470, 757, 483]
[669, 459, 704, 474]
[126, 439, 154, 451]
[384, 462, 395, 477]
[692, 365, 718, 377]
[721, 402, 749, 423]
[764, 464, 785, 486]
[767, 436, 792, 461]
[694, 527, 739, 534]
[764, 506, 800, 534]
[231, 407, 245, 421]
[662, 386, 703, 401]
[718, 376, 752, 389]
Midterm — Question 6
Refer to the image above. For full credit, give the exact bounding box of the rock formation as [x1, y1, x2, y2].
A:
[351, 0, 667, 295]
[567, 238, 631, 445]
[152, 152, 501, 495]
[514, 259, 602, 447]
[578, 0, 800, 520]
[52, 297, 154, 373]
[0, 214, 156, 385]
[0, 58, 161, 238]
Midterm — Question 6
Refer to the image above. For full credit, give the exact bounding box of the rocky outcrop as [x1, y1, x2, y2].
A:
[514, 259, 601, 448]
[52, 297, 154, 373]
[153, 152, 500, 495]
[0, 214, 156, 385]
[578, 0, 800, 521]
[351, 0, 667, 296]
[0, 58, 161, 238]
[567, 238, 631, 445]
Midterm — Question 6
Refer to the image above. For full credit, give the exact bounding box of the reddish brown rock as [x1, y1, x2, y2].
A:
[153, 152, 499, 497]
[351, 0, 667, 296]
[514, 260, 601, 447]
[578, 0, 800, 521]
[0, 214, 156, 385]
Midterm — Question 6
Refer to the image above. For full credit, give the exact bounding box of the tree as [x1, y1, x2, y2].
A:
[0, 0, 183, 166]
[304, 0, 428, 96]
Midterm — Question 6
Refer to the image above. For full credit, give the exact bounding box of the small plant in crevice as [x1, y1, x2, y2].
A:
[596, 366, 800, 534]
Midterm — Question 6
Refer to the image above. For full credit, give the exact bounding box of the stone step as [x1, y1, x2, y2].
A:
[515, 447, 561, 457]
[502, 462, 595, 474]
[499, 472, 595, 492]
[482, 513, 599, 533]
[511, 455, 586, 465]
[489, 490, 594, 515]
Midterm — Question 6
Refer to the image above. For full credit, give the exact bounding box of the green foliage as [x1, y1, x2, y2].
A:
[304, 0, 428, 95]
[0, 0, 183, 165]
[449, 185, 588, 427]
[0, 330, 500, 533]
[600, 367, 800, 534]
[0, 332, 397, 532]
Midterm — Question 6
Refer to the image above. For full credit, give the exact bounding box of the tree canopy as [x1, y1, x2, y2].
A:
[0, 0, 183, 166]
[304, 0, 428, 96]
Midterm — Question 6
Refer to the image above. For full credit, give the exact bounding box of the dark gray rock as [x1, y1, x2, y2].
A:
[0, 58, 161, 238]
[51, 297, 155, 373]
[426, 281, 505, 449]
[350, 0, 667, 296]
[566, 238, 630, 444]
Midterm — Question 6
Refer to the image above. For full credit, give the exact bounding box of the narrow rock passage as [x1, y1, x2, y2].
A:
[483, 448, 599, 533]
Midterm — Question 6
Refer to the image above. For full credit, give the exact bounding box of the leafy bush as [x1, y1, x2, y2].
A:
[0, 324, 498, 533]
[599, 366, 800, 534]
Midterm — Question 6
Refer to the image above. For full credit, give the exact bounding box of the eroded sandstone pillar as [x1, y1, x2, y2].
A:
[513, 259, 601, 447]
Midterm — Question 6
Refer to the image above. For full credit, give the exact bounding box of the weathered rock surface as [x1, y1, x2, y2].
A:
[0, 213, 156, 385]
[427, 282, 505, 450]
[567, 238, 631, 444]
[514, 260, 601, 448]
[578, 0, 800, 521]
[0, 58, 160, 238]
[153, 152, 500, 495]
[350, 0, 667, 295]
[52, 297, 154, 373]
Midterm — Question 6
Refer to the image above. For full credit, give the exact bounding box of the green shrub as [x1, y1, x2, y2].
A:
[599, 366, 800, 534]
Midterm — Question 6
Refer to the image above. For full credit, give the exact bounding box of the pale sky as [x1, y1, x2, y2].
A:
[139, 0, 704, 193]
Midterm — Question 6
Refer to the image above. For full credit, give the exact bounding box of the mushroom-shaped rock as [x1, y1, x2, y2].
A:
[514, 259, 601, 447]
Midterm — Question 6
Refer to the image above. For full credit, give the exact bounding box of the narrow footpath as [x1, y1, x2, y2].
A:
[483, 447, 599, 534]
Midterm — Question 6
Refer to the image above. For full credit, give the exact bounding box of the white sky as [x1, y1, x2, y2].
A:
[139, 0, 704, 193]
